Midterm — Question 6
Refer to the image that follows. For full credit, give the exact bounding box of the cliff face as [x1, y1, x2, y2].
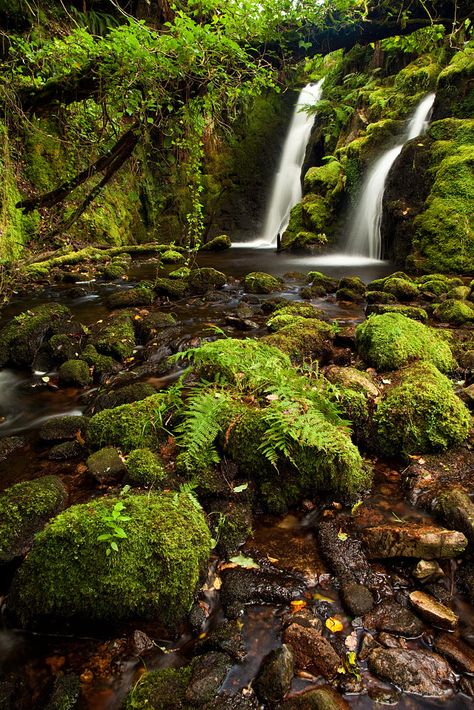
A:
[283, 37, 473, 274]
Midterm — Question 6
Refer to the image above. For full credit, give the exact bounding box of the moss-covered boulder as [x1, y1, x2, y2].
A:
[86, 392, 172, 451]
[188, 267, 227, 293]
[382, 277, 418, 301]
[47, 333, 83, 363]
[200, 234, 232, 251]
[58, 359, 91, 387]
[243, 272, 283, 294]
[0, 303, 71, 368]
[123, 667, 192, 710]
[93, 312, 136, 361]
[82, 344, 117, 378]
[374, 362, 471, 458]
[0, 476, 67, 563]
[9, 492, 212, 626]
[263, 319, 333, 364]
[86, 447, 126, 483]
[433, 299, 474, 325]
[126, 448, 166, 487]
[266, 302, 323, 331]
[303, 161, 343, 197]
[283, 230, 328, 251]
[366, 290, 397, 305]
[434, 46, 474, 120]
[305, 271, 338, 293]
[160, 249, 185, 264]
[107, 284, 154, 309]
[154, 277, 189, 298]
[92, 382, 156, 413]
[39, 415, 88, 442]
[355, 313, 456, 373]
[324, 366, 380, 445]
[365, 304, 428, 322]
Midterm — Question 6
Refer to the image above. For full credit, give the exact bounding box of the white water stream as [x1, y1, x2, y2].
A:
[346, 92, 436, 259]
[234, 80, 324, 248]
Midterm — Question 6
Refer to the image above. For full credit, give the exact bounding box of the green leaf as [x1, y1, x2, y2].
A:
[110, 541, 119, 552]
[229, 554, 259, 569]
[233, 483, 248, 493]
[97, 533, 112, 541]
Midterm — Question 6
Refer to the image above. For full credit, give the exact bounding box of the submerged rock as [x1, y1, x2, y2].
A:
[9, 492, 212, 626]
[220, 568, 305, 611]
[185, 652, 231, 705]
[362, 523, 467, 559]
[283, 623, 341, 679]
[367, 647, 454, 696]
[0, 476, 67, 563]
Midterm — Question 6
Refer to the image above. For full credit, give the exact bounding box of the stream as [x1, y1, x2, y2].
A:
[0, 247, 472, 710]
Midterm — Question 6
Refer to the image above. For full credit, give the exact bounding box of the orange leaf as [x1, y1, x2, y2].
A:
[290, 600, 307, 613]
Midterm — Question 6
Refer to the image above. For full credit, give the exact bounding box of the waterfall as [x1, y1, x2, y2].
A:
[346, 92, 435, 259]
[235, 80, 324, 248]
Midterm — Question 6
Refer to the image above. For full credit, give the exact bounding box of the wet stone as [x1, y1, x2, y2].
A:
[317, 520, 373, 587]
[283, 623, 341, 679]
[39, 415, 88, 442]
[195, 620, 246, 662]
[0, 436, 25, 462]
[254, 644, 294, 705]
[412, 559, 444, 581]
[185, 651, 232, 705]
[409, 590, 458, 630]
[45, 673, 81, 710]
[130, 629, 155, 656]
[434, 632, 474, 673]
[220, 568, 306, 610]
[341, 582, 374, 616]
[367, 647, 455, 696]
[48, 441, 84, 460]
[280, 686, 350, 709]
[434, 487, 474, 546]
[363, 598, 424, 637]
[361, 523, 467, 559]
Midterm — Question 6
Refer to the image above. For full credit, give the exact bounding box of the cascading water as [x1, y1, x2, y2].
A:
[235, 80, 324, 248]
[346, 92, 436, 260]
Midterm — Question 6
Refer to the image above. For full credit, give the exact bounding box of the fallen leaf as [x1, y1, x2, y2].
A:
[325, 616, 344, 633]
[313, 593, 335, 603]
[290, 600, 307, 612]
[297, 670, 318, 680]
[345, 630, 358, 652]
[75, 430, 85, 445]
[267, 555, 279, 564]
[233, 483, 248, 493]
[337, 529, 348, 541]
[228, 554, 259, 569]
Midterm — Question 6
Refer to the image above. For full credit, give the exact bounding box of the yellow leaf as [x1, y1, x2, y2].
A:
[267, 555, 279, 563]
[325, 617, 344, 633]
[313, 593, 334, 603]
[290, 600, 307, 612]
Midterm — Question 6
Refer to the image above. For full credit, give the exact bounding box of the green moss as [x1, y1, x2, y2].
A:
[366, 291, 397, 305]
[429, 118, 474, 145]
[339, 276, 366, 295]
[188, 267, 227, 293]
[124, 667, 193, 710]
[200, 234, 232, 251]
[0, 477, 67, 562]
[418, 278, 450, 297]
[107, 284, 154, 309]
[303, 161, 343, 197]
[433, 298, 474, 325]
[382, 277, 419, 301]
[82, 344, 116, 377]
[336, 287, 364, 302]
[266, 302, 322, 330]
[0, 121, 29, 263]
[161, 249, 185, 264]
[243, 272, 283, 294]
[365, 304, 428, 322]
[394, 55, 440, 93]
[263, 319, 333, 364]
[0, 303, 71, 368]
[283, 230, 328, 251]
[305, 271, 338, 292]
[169, 267, 191, 279]
[447, 286, 471, 300]
[126, 448, 166, 487]
[48, 333, 83, 362]
[94, 313, 136, 361]
[58, 359, 91, 387]
[374, 362, 471, 458]
[436, 46, 474, 119]
[86, 392, 173, 451]
[301, 195, 331, 232]
[9, 492, 212, 626]
[355, 312, 456, 372]
[154, 277, 189, 298]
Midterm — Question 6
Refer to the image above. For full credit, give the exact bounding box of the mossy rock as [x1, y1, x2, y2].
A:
[86, 447, 126, 483]
[101, 261, 128, 279]
[154, 277, 189, 298]
[418, 278, 450, 297]
[305, 271, 338, 293]
[0, 303, 71, 368]
[126, 448, 166, 487]
[134, 312, 177, 342]
[48, 333, 83, 363]
[382, 277, 418, 301]
[243, 272, 283, 294]
[366, 291, 397, 305]
[169, 267, 191, 279]
[221, 401, 371, 512]
[39, 415, 88, 442]
[338, 276, 366, 295]
[93, 382, 156, 413]
[45, 674, 81, 710]
[435, 46, 474, 119]
[394, 56, 440, 94]
[365, 304, 428, 322]
[374, 362, 471, 459]
[356, 313, 456, 373]
[82, 344, 117, 378]
[303, 161, 343, 197]
[93, 313, 136, 361]
[336, 287, 364, 303]
[188, 267, 227, 293]
[266, 302, 323, 330]
[301, 195, 331, 233]
[200, 234, 232, 251]
[283, 230, 328, 251]
[58, 359, 91, 387]
[433, 299, 474, 325]
[124, 667, 192, 710]
[447, 286, 471, 300]
[8, 492, 212, 626]
[160, 249, 185, 264]
[107, 285, 154, 309]
[86, 393, 173, 452]
[263, 319, 333, 365]
[0, 476, 67, 563]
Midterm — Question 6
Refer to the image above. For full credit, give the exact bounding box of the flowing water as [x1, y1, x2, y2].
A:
[346, 92, 436, 259]
[234, 80, 324, 248]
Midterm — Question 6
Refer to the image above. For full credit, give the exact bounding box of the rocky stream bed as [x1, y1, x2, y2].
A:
[0, 247, 473, 710]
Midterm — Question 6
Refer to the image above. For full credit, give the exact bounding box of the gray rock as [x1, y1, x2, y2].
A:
[361, 523, 467, 559]
[409, 590, 458, 630]
[86, 447, 126, 483]
[363, 599, 424, 637]
[254, 645, 294, 704]
[283, 623, 341, 679]
[368, 647, 454, 696]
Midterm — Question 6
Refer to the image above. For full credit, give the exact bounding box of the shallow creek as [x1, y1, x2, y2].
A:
[0, 248, 472, 709]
